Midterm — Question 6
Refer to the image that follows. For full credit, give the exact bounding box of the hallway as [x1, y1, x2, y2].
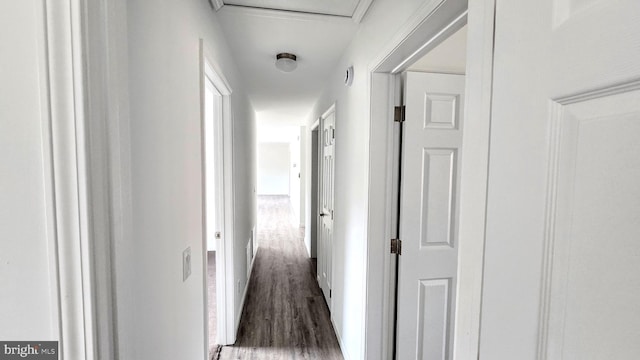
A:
[218, 196, 343, 360]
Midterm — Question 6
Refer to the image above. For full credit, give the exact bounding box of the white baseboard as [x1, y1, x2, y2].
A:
[234, 240, 258, 335]
[331, 315, 351, 360]
[304, 236, 311, 257]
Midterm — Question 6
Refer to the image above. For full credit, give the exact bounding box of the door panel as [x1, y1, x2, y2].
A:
[481, 0, 640, 358]
[319, 108, 335, 305]
[420, 148, 457, 247]
[397, 72, 465, 360]
[416, 278, 451, 360]
[548, 91, 640, 359]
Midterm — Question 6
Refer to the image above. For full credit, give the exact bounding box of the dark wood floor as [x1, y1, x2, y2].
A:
[217, 196, 343, 360]
[208, 251, 218, 353]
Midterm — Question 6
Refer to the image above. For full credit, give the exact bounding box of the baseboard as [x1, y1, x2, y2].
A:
[331, 315, 351, 360]
[304, 236, 311, 258]
[234, 244, 258, 335]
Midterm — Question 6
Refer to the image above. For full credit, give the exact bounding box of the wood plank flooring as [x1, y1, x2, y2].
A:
[217, 196, 343, 360]
[208, 251, 218, 353]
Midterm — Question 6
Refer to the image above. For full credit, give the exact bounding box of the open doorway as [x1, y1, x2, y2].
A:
[363, 0, 496, 358]
[309, 124, 320, 276]
[203, 65, 223, 355]
[393, 23, 468, 359]
[255, 125, 306, 246]
[200, 40, 236, 357]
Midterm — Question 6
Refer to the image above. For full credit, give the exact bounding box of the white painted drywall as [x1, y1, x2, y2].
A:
[123, 0, 256, 358]
[217, 7, 358, 128]
[257, 125, 299, 143]
[408, 24, 467, 74]
[289, 138, 301, 223]
[257, 143, 290, 195]
[0, 0, 56, 341]
[302, 1, 443, 358]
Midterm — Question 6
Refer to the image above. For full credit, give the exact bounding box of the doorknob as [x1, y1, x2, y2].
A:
[320, 213, 327, 217]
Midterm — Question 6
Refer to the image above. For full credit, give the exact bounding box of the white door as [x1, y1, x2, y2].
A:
[480, 0, 640, 359]
[396, 72, 465, 359]
[319, 107, 336, 306]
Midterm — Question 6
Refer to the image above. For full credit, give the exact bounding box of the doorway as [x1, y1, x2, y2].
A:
[203, 65, 224, 355]
[310, 125, 320, 275]
[394, 29, 467, 359]
[200, 40, 236, 356]
[363, 0, 496, 358]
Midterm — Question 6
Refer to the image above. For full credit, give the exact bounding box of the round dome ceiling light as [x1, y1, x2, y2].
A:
[275, 53, 298, 73]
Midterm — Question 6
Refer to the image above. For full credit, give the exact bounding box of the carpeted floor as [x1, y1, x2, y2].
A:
[217, 195, 343, 360]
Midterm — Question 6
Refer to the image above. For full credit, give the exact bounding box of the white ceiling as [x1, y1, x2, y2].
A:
[222, 0, 364, 17]
[409, 25, 467, 74]
[218, 6, 359, 127]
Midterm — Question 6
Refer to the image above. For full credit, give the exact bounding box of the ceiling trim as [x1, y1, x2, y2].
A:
[210, 0, 224, 11]
[352, 0, 374, 23]
[220, 4, 355, 24]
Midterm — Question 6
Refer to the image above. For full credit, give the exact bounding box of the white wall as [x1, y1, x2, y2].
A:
[123, 0, 256, 358]
[289, 138, 300, 222]
[408, 24, 467, 74]
[0, 0, 56, 341]
[303, 1, 440, 358]
[257, 143, 290, 195]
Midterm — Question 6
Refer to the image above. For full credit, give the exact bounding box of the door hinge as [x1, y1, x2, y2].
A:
[330, 289, 332, 298]
[394, 105, 406, 123]
[391, 238, 402, 255]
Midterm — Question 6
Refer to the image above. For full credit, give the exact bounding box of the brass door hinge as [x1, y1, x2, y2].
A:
[391, 238, 402, 255]
[394, 106, 406, 123]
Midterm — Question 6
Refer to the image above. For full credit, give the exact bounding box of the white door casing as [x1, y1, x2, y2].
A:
[319, 105, 336, 306]
[200, 41, 236, 348]
[396, 72, 465, 360]
[481, 0, 640, 358]
[204, 77, 223, 253]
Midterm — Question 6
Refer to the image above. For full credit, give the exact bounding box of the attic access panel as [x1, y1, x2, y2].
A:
[222, 0, 361, 17]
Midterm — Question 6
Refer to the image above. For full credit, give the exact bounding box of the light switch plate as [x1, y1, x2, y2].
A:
[183, 247, 192, 281]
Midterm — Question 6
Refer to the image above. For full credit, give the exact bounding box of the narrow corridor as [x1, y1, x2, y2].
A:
[218, 196, 343, 360]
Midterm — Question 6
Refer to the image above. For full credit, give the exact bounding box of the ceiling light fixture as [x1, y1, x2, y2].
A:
[275, 53, 297, 73]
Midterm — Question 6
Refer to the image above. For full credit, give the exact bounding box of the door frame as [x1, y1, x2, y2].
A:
[199, 40, 237, 349]
[310, 118, 321, 263]
[363, 0, 497, 358]
[40, 0, 129, 358]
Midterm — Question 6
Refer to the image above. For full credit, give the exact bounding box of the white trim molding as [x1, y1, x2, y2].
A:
[352, 0, 374, 24]
[39, 0, 124, 358]
[40, 0, 132, 358]
[44, 1, 95, 358]
[210, 0, 224, 11]
[452, 0, 496, 358]
[200, 39, 237, 348]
